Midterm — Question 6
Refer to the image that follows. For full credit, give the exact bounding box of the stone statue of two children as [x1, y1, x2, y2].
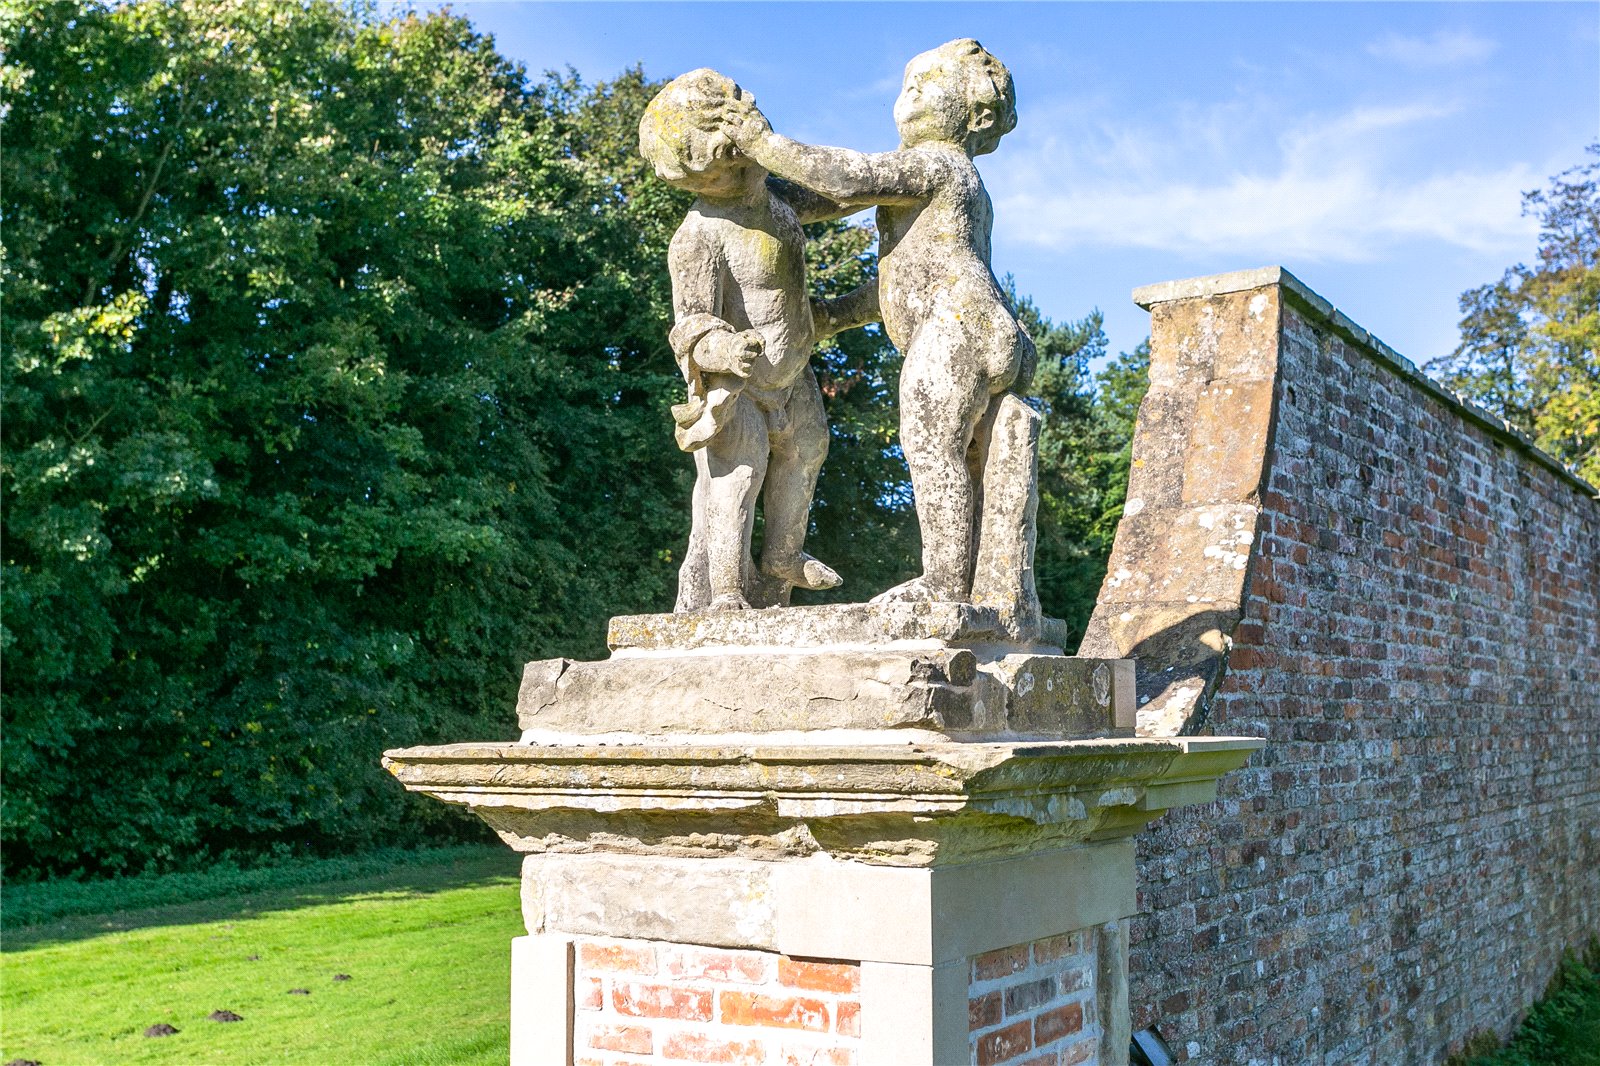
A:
[639, 39, 1041, 629]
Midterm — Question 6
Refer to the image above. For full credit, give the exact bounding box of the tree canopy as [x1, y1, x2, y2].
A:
[1, 0, 1144, 879]
[1428, 146, 1600, 485]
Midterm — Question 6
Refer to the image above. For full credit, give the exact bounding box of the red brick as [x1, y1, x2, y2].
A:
[973, 944, 1030, 981]
[661, 1032, 766, 1065]
[721, 991, 831, 1032]
[586, 1023, 652, 1054]
[577, 975, 604, 1011]
[1004, 977, 1058, 1016]
[1056, 968, 1087, 996]
[835, 999, 861, 1037]
[1034, 1003, 1083, 1045]
[778, 957, 860, 993]
[976, 1020, 1033, 1065]
[579, 940, 657, 975]
[970, 990, 1002, 1031]
[1031, 933, 1082, 965]
[611, 981, 712, 1021]
[667, 946, 772, 984]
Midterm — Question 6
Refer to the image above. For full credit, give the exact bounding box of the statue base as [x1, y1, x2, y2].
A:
[520, 602, 1134, 745]
[383, 604, 1264, 1065]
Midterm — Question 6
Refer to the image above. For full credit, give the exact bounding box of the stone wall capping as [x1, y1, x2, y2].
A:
[1133, 265, 1597, 498]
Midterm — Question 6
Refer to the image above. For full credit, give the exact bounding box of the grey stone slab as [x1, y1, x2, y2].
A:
[608, 600, 1023, 652]
[520, 639, 1131, 741]
[518, 647, 984, 735]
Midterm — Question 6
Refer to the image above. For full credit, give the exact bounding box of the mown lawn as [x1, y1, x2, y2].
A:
[1, 846, 523, 1066]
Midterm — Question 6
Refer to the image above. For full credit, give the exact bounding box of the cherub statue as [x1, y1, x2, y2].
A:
[639, 69, 877, 612]
[720, 40, 1039, 608]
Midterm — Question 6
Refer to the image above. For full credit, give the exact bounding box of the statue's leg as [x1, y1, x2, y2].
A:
[675, 454, 712, 612]
[702, 395, 768, 611]
[883, 321, 992, 602]
[759, 369, 841, 597]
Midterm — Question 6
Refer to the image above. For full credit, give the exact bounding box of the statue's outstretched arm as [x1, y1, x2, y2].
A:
[728, 104, 941, 208]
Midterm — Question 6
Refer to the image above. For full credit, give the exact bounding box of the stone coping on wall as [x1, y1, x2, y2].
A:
[1133, 265, 1597, 499]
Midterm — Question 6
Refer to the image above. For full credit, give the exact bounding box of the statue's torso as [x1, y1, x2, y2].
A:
[875, 148, 1001, 351]
[688, 192, 814, 393]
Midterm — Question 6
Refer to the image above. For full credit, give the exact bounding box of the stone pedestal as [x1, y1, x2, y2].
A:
[384, 605, 1261, 1065]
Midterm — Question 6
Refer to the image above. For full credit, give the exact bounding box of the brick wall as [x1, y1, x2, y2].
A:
[969, 930, 1101, 1066]
[572, 938, 860, 1066]
[567, 926, 1112, 1066]
[1124, 274, 1600, 1063]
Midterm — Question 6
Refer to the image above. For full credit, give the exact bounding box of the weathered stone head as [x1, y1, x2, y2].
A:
[638, 68, 763, 197]
[894, 38, 1017, 157]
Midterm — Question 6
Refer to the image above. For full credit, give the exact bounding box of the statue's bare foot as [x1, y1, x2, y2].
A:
[708, 593, 753, 612]
[869, 575, 958, 604]
[763, 553, 842, 592]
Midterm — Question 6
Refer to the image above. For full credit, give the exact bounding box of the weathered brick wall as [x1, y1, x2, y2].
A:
[1124, 271, 1600, 1064]
[969, 930, 1101, 1066]
[567, 926, 1109, 1066]
[572, 938, 861, 1066]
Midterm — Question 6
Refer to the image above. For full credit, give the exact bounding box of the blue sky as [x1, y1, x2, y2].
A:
[448, 2, 1598, 371]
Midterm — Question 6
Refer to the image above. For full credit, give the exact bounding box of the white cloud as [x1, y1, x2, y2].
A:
[988, 96, 1539, 263]
[1366, 29, 1498, 67]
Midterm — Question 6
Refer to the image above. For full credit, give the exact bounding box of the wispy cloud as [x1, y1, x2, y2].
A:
[1366, 29, 1497, 67]
[988, 96, 1538, 262]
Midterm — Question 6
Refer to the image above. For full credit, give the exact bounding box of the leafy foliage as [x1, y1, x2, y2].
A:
[2, 1, 689, 878]
[1428, 145, 1600, 484]
[0, 1, 1144, 879]
[1451, 941, 1600, 1066]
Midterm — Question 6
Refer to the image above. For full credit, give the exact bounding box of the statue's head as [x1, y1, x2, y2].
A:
[893, 39, 1016, 157]
[639, 68, 762, 197]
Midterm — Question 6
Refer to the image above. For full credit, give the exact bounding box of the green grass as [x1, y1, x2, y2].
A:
[1, 846, 523, 1065]
[1451, 940, 1600, 1066]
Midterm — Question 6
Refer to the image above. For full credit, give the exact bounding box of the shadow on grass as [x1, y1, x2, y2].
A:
[2, 844, 521, 951]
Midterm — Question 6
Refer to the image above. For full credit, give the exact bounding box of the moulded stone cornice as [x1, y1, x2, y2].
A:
[382, 736, 1262, 866]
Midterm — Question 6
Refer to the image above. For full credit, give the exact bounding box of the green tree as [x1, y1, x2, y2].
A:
[1015, 291, 1150, 642]
[1428, 145, 1600, 484]
[1, 0, 690, 878]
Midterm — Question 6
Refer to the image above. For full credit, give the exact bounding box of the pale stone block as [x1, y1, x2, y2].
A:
[1097, 920, 1131, 1066]
[1182, 378, 1277, 504]
[509, 934, 572, 1066]
[522, 853, 778, 949]
[516, 642, 1130, 742]
[860, 959, 969, 1066]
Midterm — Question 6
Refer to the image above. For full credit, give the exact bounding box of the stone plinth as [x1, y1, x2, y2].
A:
[520, 603, 1130, 745]
[384, 735, 1261, 1065]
